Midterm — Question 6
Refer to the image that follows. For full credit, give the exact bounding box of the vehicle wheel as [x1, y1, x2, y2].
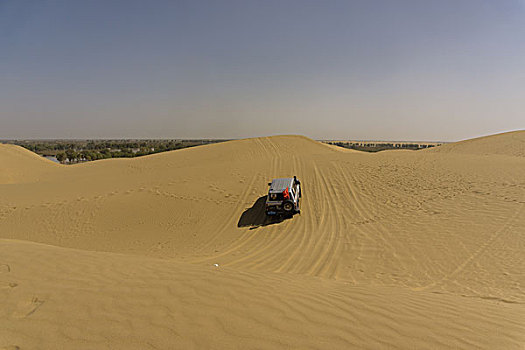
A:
[282, 200, 294, 212]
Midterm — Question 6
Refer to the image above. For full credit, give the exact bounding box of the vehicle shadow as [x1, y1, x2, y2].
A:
[237, 195, 291, 229]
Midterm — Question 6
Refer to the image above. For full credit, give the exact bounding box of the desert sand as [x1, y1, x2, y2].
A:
[1, 130, 524, 349]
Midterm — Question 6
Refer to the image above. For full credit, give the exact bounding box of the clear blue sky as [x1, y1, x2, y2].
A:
[1, 0, 524, 140]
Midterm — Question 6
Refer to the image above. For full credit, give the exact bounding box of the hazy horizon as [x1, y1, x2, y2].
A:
[1, 0, 524, 141]
[0, 133, 512, 143]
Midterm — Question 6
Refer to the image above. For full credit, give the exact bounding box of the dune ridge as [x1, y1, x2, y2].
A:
[1, 131, 524, 349]
[0, 144, 59, 184]
[430, 130, 525, 157]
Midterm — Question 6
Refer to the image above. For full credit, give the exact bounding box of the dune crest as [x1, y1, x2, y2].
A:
[431, 130, 525, 157]
[0, 144, 59, 184]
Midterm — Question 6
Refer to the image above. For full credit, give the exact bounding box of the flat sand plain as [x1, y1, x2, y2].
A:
[1, 131, 524, 349]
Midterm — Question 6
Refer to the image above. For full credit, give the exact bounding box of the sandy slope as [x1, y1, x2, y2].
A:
[1, 131, 524, 349]
[1, 240, 523, 350]
[431, 130, 525, 157]
[0, 144, 59, 184]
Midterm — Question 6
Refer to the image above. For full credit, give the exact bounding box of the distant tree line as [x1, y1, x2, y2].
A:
[10, 139, 227, 164]
[326, 141, 440, 152]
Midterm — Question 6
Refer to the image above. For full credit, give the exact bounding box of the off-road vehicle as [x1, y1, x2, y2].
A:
[265, 176, 301, 216]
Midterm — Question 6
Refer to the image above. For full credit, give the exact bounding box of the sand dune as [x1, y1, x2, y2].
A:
[0, 144, 58, 184]
[1, 131, 524, 349]
[1, 239, 523, 349]
[431, 130, 525, 157]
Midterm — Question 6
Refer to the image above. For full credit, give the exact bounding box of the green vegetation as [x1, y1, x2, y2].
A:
[4, 139, 227, 164]
[325, 141, 442, 152]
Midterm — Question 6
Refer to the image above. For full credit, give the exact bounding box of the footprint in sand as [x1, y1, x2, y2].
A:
[12, 297, 44, 318]
[0, 265, 16, 290]
[0, 282, 17, 290]
[0, 264, 10, 273]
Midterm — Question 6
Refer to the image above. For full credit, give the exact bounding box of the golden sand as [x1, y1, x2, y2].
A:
[1, 131, 524, 349]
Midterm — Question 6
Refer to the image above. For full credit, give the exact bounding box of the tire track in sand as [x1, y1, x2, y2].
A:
[414, 203, 524, 292]
[304, 161, 344, 278]
[238, 153, 309, 272]
[192, 137, 283, 265]
[210, 138, 307, 271]
[273, 154, 316, 274]
[191, 139, 272, 259]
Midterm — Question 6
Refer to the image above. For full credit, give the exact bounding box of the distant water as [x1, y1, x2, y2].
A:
[44, 155, 59, 163]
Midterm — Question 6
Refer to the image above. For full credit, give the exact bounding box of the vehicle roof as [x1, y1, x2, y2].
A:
[268, 178, 294, 193]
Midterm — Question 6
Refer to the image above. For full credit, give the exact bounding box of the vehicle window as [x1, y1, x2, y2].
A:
[269, 193, 283, 201]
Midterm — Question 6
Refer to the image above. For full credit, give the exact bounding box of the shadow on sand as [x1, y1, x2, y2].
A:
[237, 195, 291, 229]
